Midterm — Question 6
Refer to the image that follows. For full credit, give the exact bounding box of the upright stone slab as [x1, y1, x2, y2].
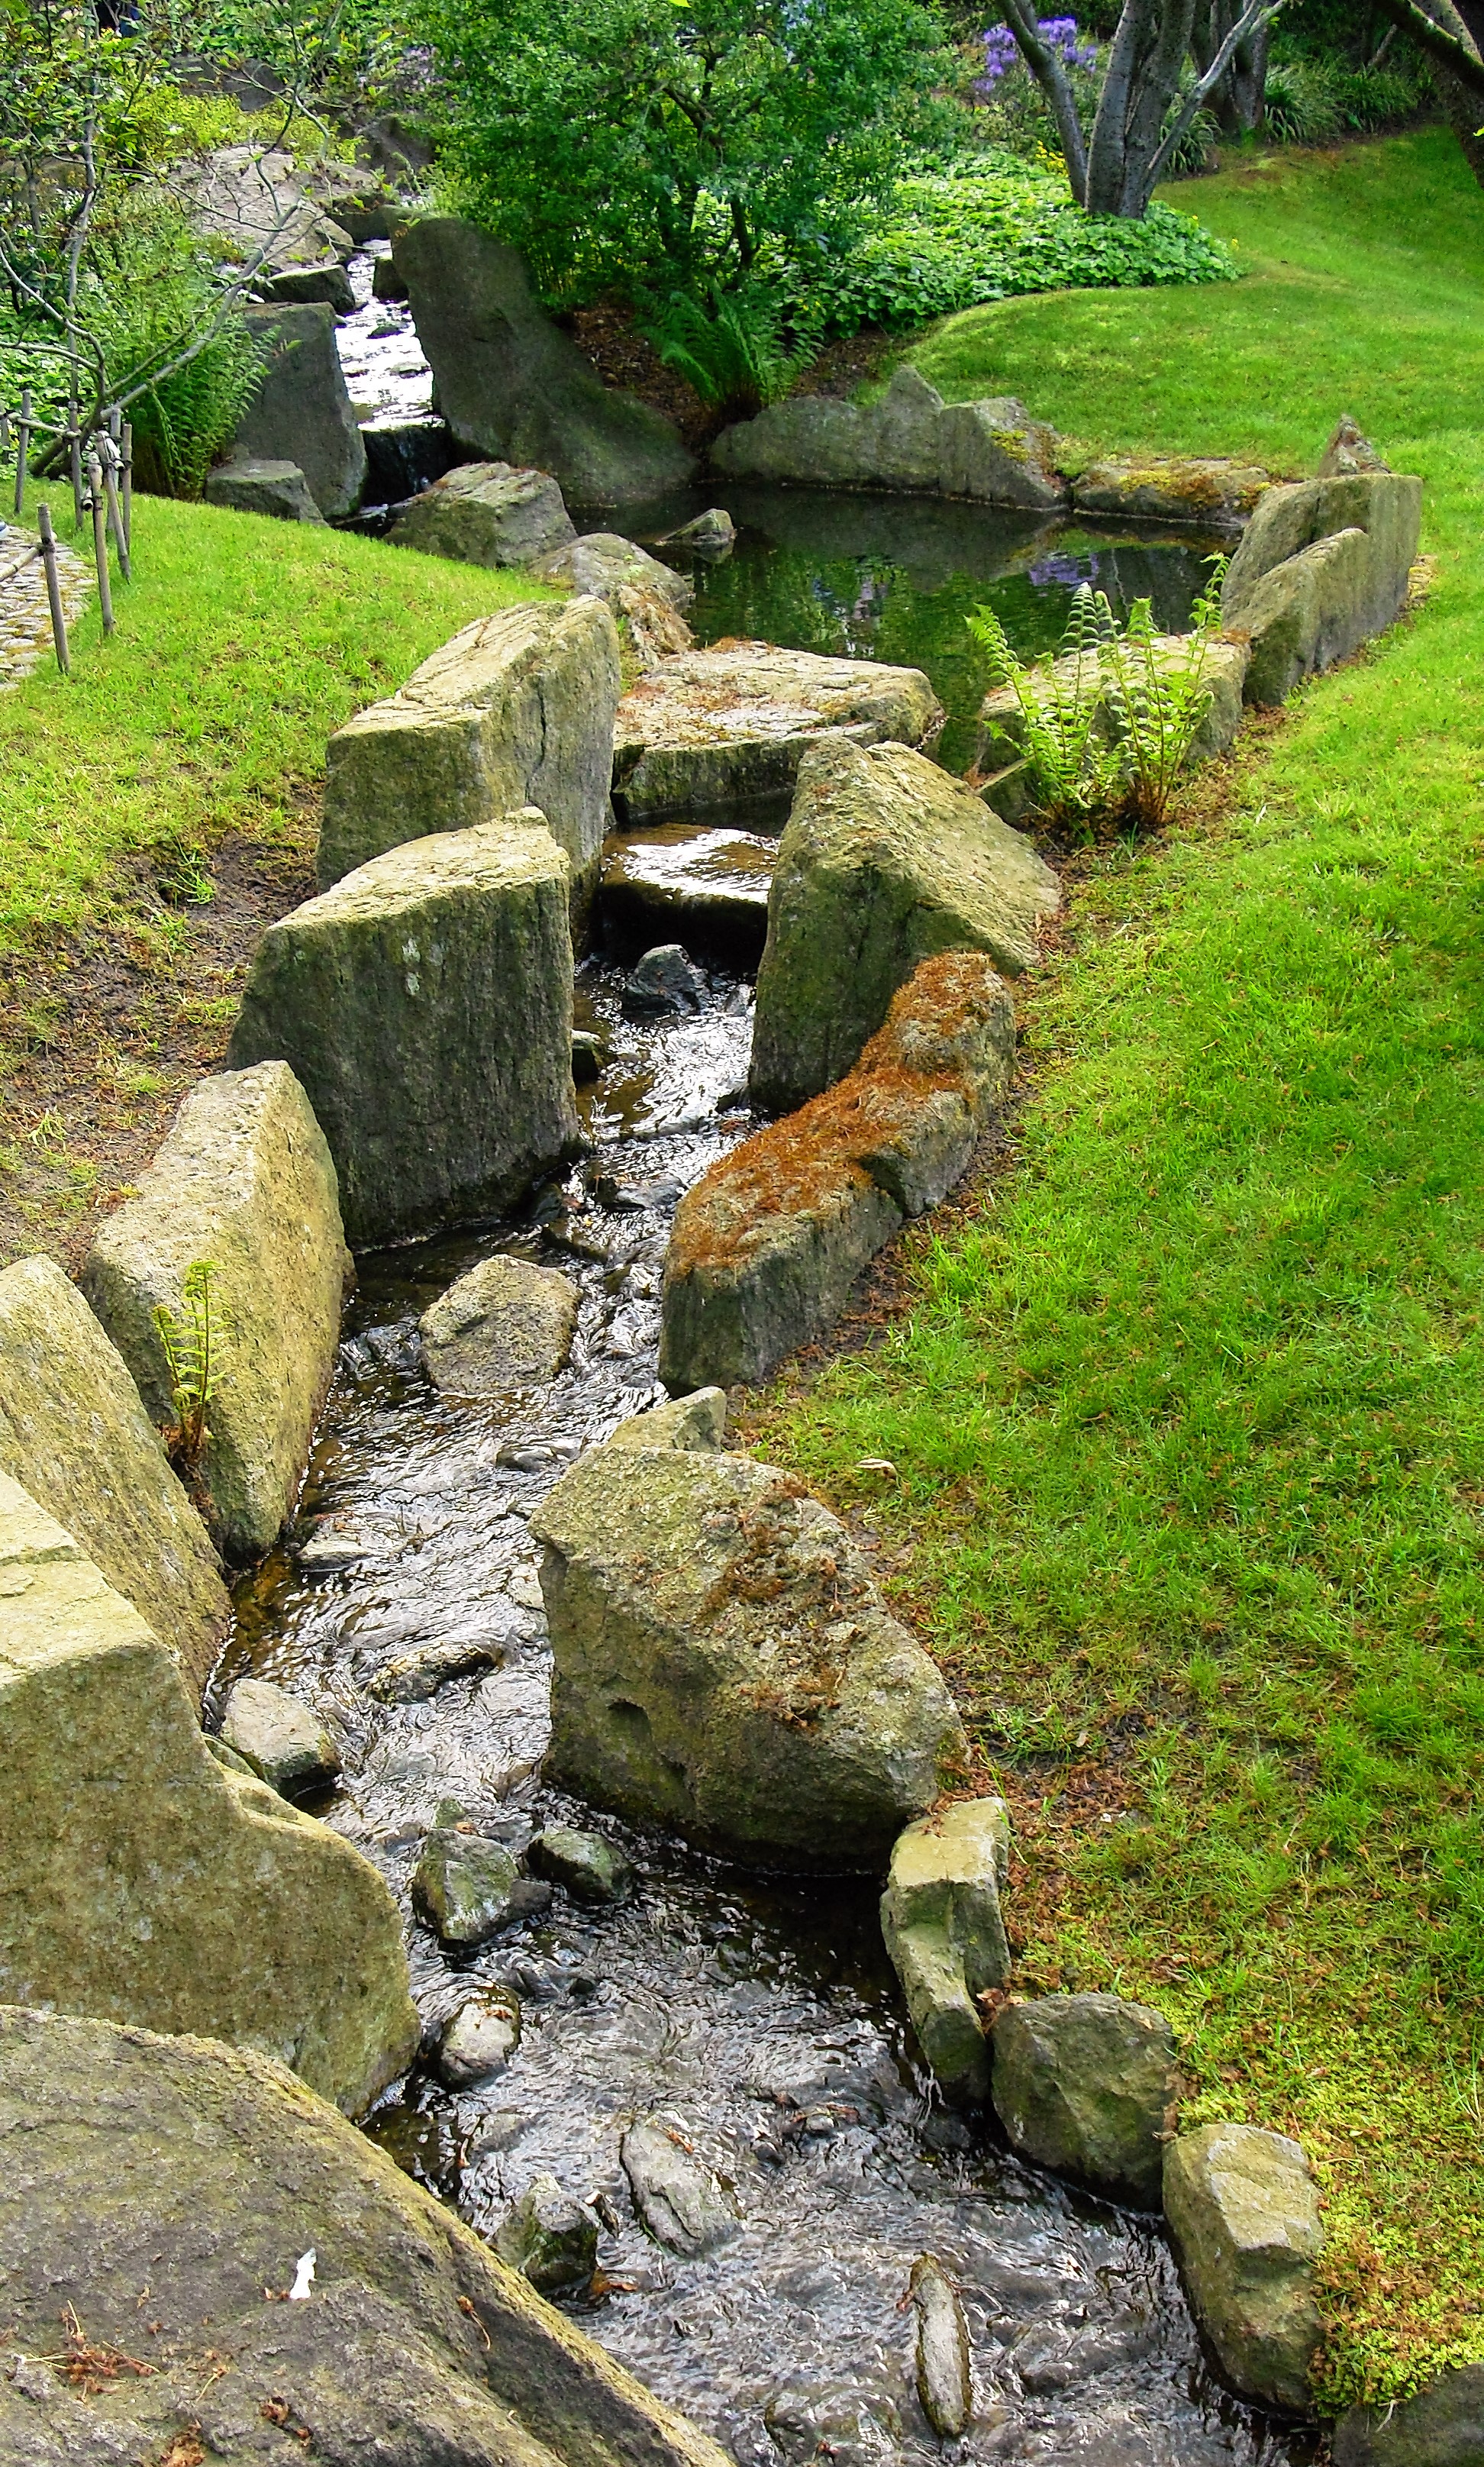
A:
[389, 460, 576, 567]
[711, 366, 1066, 511]
[81, 1063, 352, 1563]
[227, 818, 579, 1248]
[531, 1427, 966, 1871]
[0, 1476, 415, 2115]
[750, 736, 1059, 1116]
[1163, 2123, 1324, 2414]
[318, 599, 621, 903]
[1222, 471, 1422, 704]
[234, 302, 366, 519]
[880, 1800, 1011, 2104]
[395, 218, 695, 504]
[0, 2005, 734, 2467]
[0, 1254, 227, 1701]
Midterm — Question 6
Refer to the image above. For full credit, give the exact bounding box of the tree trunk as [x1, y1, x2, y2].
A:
[1086, 0, 1198, 215]
[1415, 0, 1484, 187]
[1192, 1, 1270, 132]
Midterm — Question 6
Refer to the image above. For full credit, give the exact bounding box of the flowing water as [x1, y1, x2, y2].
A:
[281, 271, 1319, 2467]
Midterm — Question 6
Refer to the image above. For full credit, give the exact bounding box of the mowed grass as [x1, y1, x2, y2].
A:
[0, 496, 551, 949]
[757, 130, 1484, 2407]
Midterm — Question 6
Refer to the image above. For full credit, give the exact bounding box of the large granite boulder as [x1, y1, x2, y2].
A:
[178, 144, 354, 273]
[1070, 456, 1269, 528]
[80, 1062, 352, 1564]
[1335, 2365, 1484, 2465]
[1221, 471, 1423, 705]
[991, 1992, 1179, 2208]
[614, 641, 943, 822]
[395, 218, 695, 504]
[880, 1800, 1011, 2104]
[421, 1254, 579, 1396]
[318, 599, 621, 904]
[1163, 2123, 1324, 2414]
[534, 532, 695, 667]
[663, 951, 1015, 1392]
[0, 2005, 732, 2467]
[0, 1476, 415, 2114]
[749, 736, 1058, 1116]
[205, 453, 325, 521]
[711, 366, 1066, 511]
[0, 1254, 227, 1702]
[235, 302, 366, 519]
[227, 818, 579, 1248]
[531, 1422, 966, 1871]
[389, 460, 577, 567]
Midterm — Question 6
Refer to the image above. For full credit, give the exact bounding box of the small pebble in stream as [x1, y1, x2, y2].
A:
[411, 1824, 553, 1947]
[436, 1989, 521, 2087]
[621, 2115, 740, 2257]
[621, 944, 705, 1016]
[908, 2256, 973, 2440]
[218, 1677, 340, 1799]
[495, 2172, 599, 2293]
[527, 1823, 635, 1905]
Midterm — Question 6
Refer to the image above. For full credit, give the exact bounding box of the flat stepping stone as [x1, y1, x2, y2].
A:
[420, 1254, 579, 1397]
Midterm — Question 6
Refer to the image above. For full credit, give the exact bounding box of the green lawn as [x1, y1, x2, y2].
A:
[0, 498, 549, 951]
[760, 129, 1484, 2407]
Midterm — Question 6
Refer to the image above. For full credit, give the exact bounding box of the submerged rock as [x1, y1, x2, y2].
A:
[205, 453, 324, 521]
[612, 641, 943, 821]
[1163, 2122, 1324, 2414]
[662, 951, 1015, 1393]
[527, 1823, 636, 1904]
[0, 1476, 415, 2115]
[389, 459, 577, 567]
[368, 1634, 504, 1703]
[880, 1797, 1011, 2104]
[1221, 470, 1422, 705]
[0, 2005, 731, 2467]
[234, 301, 366, 519]
[318, 599, 621, 899]
[421, 1254, 580, 1395]
[910, 2256, 973, 2438]
[622, 2116, 739, 2255]
[220, 1674, 341, 1798]
[227, 816, 579, 1248]
[80, 1061, 353, 1563]
[531, 1423, 965, 1870]
[991, 1991, 1179, 2207]
[748, 736, 1058, 1116]
[765, 2383, 902, 2467]
[495, 2172, 599, 2291]
[0, 1252, 228, 1703]
[437, 1988, 521, 2086]
[711, 366, 1066, 512]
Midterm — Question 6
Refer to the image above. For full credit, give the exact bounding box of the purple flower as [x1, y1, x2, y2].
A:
[976, 15, 1098, 89]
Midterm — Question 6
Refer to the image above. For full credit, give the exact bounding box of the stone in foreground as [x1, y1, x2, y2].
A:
[880, 1798, 1010, 2104]
[0, 1252, 228, 1702]
[531, 1421, 966, 1871]
[1070, 455, 1269, 528]
[910, 2256, 973, 2437]
[0, 1477, 415, 2113]
[622, 2117, 739, 2255]
[750, 737, 1058, 1116]
[663, 952, 1015, 1393]
[389, 459, 576, 567]
[1335, 2362, 1484, 2465]
[205, 453, 324, 521]
[421, 1254, 579, 1396]
[496, 2174, 599, 2292]
[1221, 470, 1422, 705]
[234, 301, 366, 518]
[227, 818, 578, 1248]
[81, 1061, 351, 1562]
[319, 599, 621, 899]
[711, 366, 1066, 512]
[437, 1988, 521, 2087]
[0, 2006, 732, 2467]
[527, 1823, 636, 1904]
[613, 640, 944, 820]
[1163, 2122, 1324, 2414]
[991, 1992, 1178, 2207]
[220, 1674, 341, 1798]
[396, 218, 695, 503]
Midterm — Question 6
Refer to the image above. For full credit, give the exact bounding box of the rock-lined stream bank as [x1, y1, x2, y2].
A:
[213, 947, 1316, 2467]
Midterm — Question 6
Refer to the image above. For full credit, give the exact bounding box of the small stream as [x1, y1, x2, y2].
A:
[246, 263, 1324, 2467]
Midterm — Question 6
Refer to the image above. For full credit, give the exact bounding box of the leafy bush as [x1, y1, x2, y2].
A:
[640, 289, 817, 419]
[795, 153, 1234, 333]
[1263, 47, 1431, 148]
[77, 190, 261, 494]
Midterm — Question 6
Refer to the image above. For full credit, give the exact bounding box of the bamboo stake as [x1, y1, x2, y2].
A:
[69, 429, 84, 532]
[86, 450, 113, 635]
[37, 505, 70, 676]
[121, 421, 133, 560]
[14, 389, 29, 518]
[100, 436, 129, 580]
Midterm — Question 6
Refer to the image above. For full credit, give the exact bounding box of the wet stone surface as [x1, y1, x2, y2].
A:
[216, 944, 1315, 2467]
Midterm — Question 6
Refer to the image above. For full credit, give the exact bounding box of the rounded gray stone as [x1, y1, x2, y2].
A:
[991, 1991, 1177, 2209]
[421, 1255, 580, 1396]
[219, 1676, 340, 1798]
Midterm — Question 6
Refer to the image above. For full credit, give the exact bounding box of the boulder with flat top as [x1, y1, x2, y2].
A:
[389, 460, 577, 567]
[881, 1799, 1011, 2103]
[205, 454, 325, 521]
[711, 366, 1066, 511]
[1163, 2122, 1324, 2414]
[1221, 470, 1422, 704]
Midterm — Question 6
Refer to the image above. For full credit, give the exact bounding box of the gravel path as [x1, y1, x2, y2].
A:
[0, 521, 93, 690]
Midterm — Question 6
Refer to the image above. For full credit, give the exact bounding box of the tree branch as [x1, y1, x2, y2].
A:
[1370, 0, 1484, 93]
[1144, 0, 1284, 189]
[998, 0, 1089, 204]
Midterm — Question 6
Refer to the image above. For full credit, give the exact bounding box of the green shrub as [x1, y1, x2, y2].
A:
[639, 288, 818, 419]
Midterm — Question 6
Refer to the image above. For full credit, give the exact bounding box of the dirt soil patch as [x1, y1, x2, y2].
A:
[566, 299, 897, 455]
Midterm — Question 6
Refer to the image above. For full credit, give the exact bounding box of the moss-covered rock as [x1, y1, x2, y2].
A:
[748, 738, 1057, 1116]
[235, 301, 367, 519]
[389, 460, 576, 567]
[663, 952, 1015, 1392]
[227, 818, 579, 1248]
[496, 2175, 599, 2292]
[1163, 2122, 1324, 2414]
[421, 1255, 579, 1397]
[1222, 471, 1423, 705]
[0, 1254, 228, 1702]
[0, 1477, 415, 2113]
[1070, 455, 1269, 528]
[318, 599, 621, 902]
[0, 2004, 732, 2467]
[80, 1062, 352, 1564]
[531, 1431, 966, 1871]
[711, 366, 1066, 512]
[990, 1991, 1178, 2207]
[880, 1799, 1010, 2105]
[1335, 2363, 1484, 2464]
[220, 1674, 342, 1799]
[612, 641, 943, 821]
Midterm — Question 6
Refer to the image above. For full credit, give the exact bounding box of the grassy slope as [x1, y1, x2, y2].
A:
[0, 497, 549, 949]
[760, 130, 1484, 2407]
